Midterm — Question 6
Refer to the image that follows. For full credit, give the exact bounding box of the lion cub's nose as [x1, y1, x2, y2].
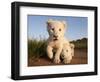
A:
[53, 35, 58, 38]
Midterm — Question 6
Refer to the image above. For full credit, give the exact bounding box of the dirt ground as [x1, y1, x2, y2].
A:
[28, 48, 88, 66]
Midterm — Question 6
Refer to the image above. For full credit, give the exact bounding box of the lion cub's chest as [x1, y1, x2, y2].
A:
[49, 40, 62, 49]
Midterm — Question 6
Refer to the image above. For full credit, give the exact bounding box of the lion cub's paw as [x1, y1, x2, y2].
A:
[63, 59, 71, 64]
[53, 58, 61, 64]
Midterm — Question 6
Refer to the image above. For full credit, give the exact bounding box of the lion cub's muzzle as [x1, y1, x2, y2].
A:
[53, 35, 58, 41]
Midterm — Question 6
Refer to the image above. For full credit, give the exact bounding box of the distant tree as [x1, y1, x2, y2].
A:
[70, 37, 88, 48]
[81, 38, 87, 42]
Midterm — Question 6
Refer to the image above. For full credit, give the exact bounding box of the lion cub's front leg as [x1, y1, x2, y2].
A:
[54, 46, 63, 64]
[47, 46, 53, 59]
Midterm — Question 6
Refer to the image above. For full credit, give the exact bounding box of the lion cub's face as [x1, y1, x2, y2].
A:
[61, 45, 72, 59]
[61, 43, 75, 59]
[47, 19, 66, 40]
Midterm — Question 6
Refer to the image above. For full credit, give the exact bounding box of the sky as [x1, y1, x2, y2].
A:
[28, 15, 88, 41]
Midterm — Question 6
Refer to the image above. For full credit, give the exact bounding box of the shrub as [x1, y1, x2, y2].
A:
[71, 38, 88, 49]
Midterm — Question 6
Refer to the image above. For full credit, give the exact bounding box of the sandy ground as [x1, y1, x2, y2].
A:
[28, 48, 87, 66]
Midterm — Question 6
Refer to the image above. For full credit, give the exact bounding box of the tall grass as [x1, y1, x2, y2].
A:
[28, 39, 47, 58]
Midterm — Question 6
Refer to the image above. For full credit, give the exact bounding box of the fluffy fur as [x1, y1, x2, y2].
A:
[61, 43, 75, 64]
[46, 19, 70, 63]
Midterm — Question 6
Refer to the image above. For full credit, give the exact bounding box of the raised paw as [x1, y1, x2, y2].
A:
[48, 54, 53, 59]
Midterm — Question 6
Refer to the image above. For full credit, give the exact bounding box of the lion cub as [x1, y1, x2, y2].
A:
[46, 19, 70, 63]
[61, 43, 75, 64]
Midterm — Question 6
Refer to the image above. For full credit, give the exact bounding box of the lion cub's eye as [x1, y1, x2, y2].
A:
[52, 28, 54, 31]
[59, 29, 61, 31]
[62, 55, 64, 57]
[66, 50, 68, 52]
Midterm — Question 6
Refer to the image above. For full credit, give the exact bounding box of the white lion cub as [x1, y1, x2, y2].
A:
[46, 19, 70, 63]
[61, 43, 75, 64]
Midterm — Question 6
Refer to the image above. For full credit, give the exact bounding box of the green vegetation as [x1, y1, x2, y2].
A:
[71, 38, 88, 49]
[28, 39, 47, 58]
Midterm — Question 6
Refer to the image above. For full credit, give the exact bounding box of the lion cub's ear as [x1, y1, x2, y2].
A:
[62, 21, 67, 28]
[47, 19, 54, 29]
[70, 43, 75, 49]
[47, 19, 53, 24]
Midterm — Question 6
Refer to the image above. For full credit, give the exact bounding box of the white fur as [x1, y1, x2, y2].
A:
[46, 19, 70, 63]
[61, 43, 75, 64]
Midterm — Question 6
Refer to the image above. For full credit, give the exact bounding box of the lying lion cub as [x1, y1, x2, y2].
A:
[61, 43, 75, 64]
